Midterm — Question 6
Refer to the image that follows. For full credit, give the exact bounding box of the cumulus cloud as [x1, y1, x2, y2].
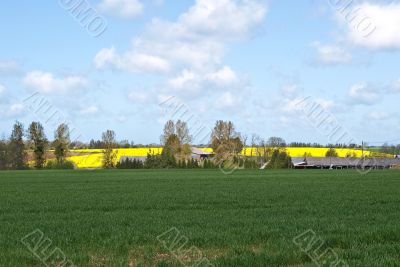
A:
[348, 83, 380, 105]
[94, 0, 267, 98]
[367, 111, 390, 120]
[23, 71, 88, 94]
[206, 66, 239, 87]
[0, 102, 25, 118]
[390, 78, 400, 93]
[98, 0, 143, 19]
[128, 91, 151, 104]
[312, 42, 352, 65]
[9, 103, 24, 116]
[216, 91, 239, 109]
[79, 106, 99, 115]
[338, 3, 400, 50]
[0, 60, 21, 76]
[0, 84, 5, 95]
[168, 66, 240, 93]
[178, 0, 267, 41]
[95, 46, 170, 73]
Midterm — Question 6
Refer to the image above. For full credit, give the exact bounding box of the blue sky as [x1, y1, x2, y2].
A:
[0, 0, 399, 145]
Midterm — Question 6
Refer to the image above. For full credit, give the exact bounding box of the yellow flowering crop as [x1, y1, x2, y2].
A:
[64, 147, 383, 169]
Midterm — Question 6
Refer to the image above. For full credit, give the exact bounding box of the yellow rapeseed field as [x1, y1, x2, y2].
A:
[65, 147, 377, 169]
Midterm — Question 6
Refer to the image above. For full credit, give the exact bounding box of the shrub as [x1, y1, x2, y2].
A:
[45, 160, 75, 170]
[116, 158, 144, 169]
[244, 158, 259, 169]
[266, 149, 293, 169]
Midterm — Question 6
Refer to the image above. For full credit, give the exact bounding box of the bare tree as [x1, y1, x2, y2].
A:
[267, 137, 286, 148]
[176, 120, 192, 144]
[161, 120, 175, 145]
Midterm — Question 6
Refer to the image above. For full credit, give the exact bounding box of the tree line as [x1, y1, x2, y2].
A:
[0, 122, 72, 170]
[4, 119, 394, 171]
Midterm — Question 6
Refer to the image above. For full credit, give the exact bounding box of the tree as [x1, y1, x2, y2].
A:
[266, 149, 293, 169]
[176, 120, 192, 144]
[267, 137, 286, 148]
[160, 120, 193, 165]
[28, 122, 48, 169]
[0, 138, 8, 170]
[326, 148, 338, 157]
[161, 120, 175, 145]
[250, 134, 259, 157]
[54, 123, 70, 163]
[162, 134, 180, 160]
[102, 130, 117, 168]
[210, 120, 244, 164]
[255, 138, 273, 164]
[8, 121, 27, 170]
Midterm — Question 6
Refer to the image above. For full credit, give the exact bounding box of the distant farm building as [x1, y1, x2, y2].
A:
[191, 147, 213, 161]
[292, 157, 400, 169]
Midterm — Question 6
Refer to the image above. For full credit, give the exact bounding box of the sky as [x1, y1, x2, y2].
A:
[0, 0, 399, 145]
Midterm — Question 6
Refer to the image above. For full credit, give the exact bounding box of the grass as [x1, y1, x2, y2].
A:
[0, 169, 399, 266]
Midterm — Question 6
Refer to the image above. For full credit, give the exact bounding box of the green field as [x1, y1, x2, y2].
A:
[1, 170, 399, 267]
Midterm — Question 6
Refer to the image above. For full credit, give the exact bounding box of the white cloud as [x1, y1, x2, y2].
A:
[312, 42, 352, 64]
[23, 71, 88, 94]
[95, 0, 266, 73]
[79, 106, 99, 115]
[98, 0, 143, 19]
[9, 103, 24, 115]
[94, 0, 266, 106]
[281, 97, 306, 114]
[0, 60, 20, 75]
[390, 78, 400, 93]
[179, 0, 267, 40]
[95, 46, 170, 73]
[281, 84, 299, 97]
[128, 91, 151, 104]
[0, 84, 5, 95]
[167, 66, 241, 97]
[367, 111, 390, 120]
[206, 66, 238, 87]
[348, 83, 380, 105]
[340, 3, 400, 50]
[168, 69, 198, 90]
[0, 102, 25, 118]
[216, 91, 238, 109]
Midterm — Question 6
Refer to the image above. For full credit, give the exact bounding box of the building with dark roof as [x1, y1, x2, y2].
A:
[292, 157, 400, 169]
